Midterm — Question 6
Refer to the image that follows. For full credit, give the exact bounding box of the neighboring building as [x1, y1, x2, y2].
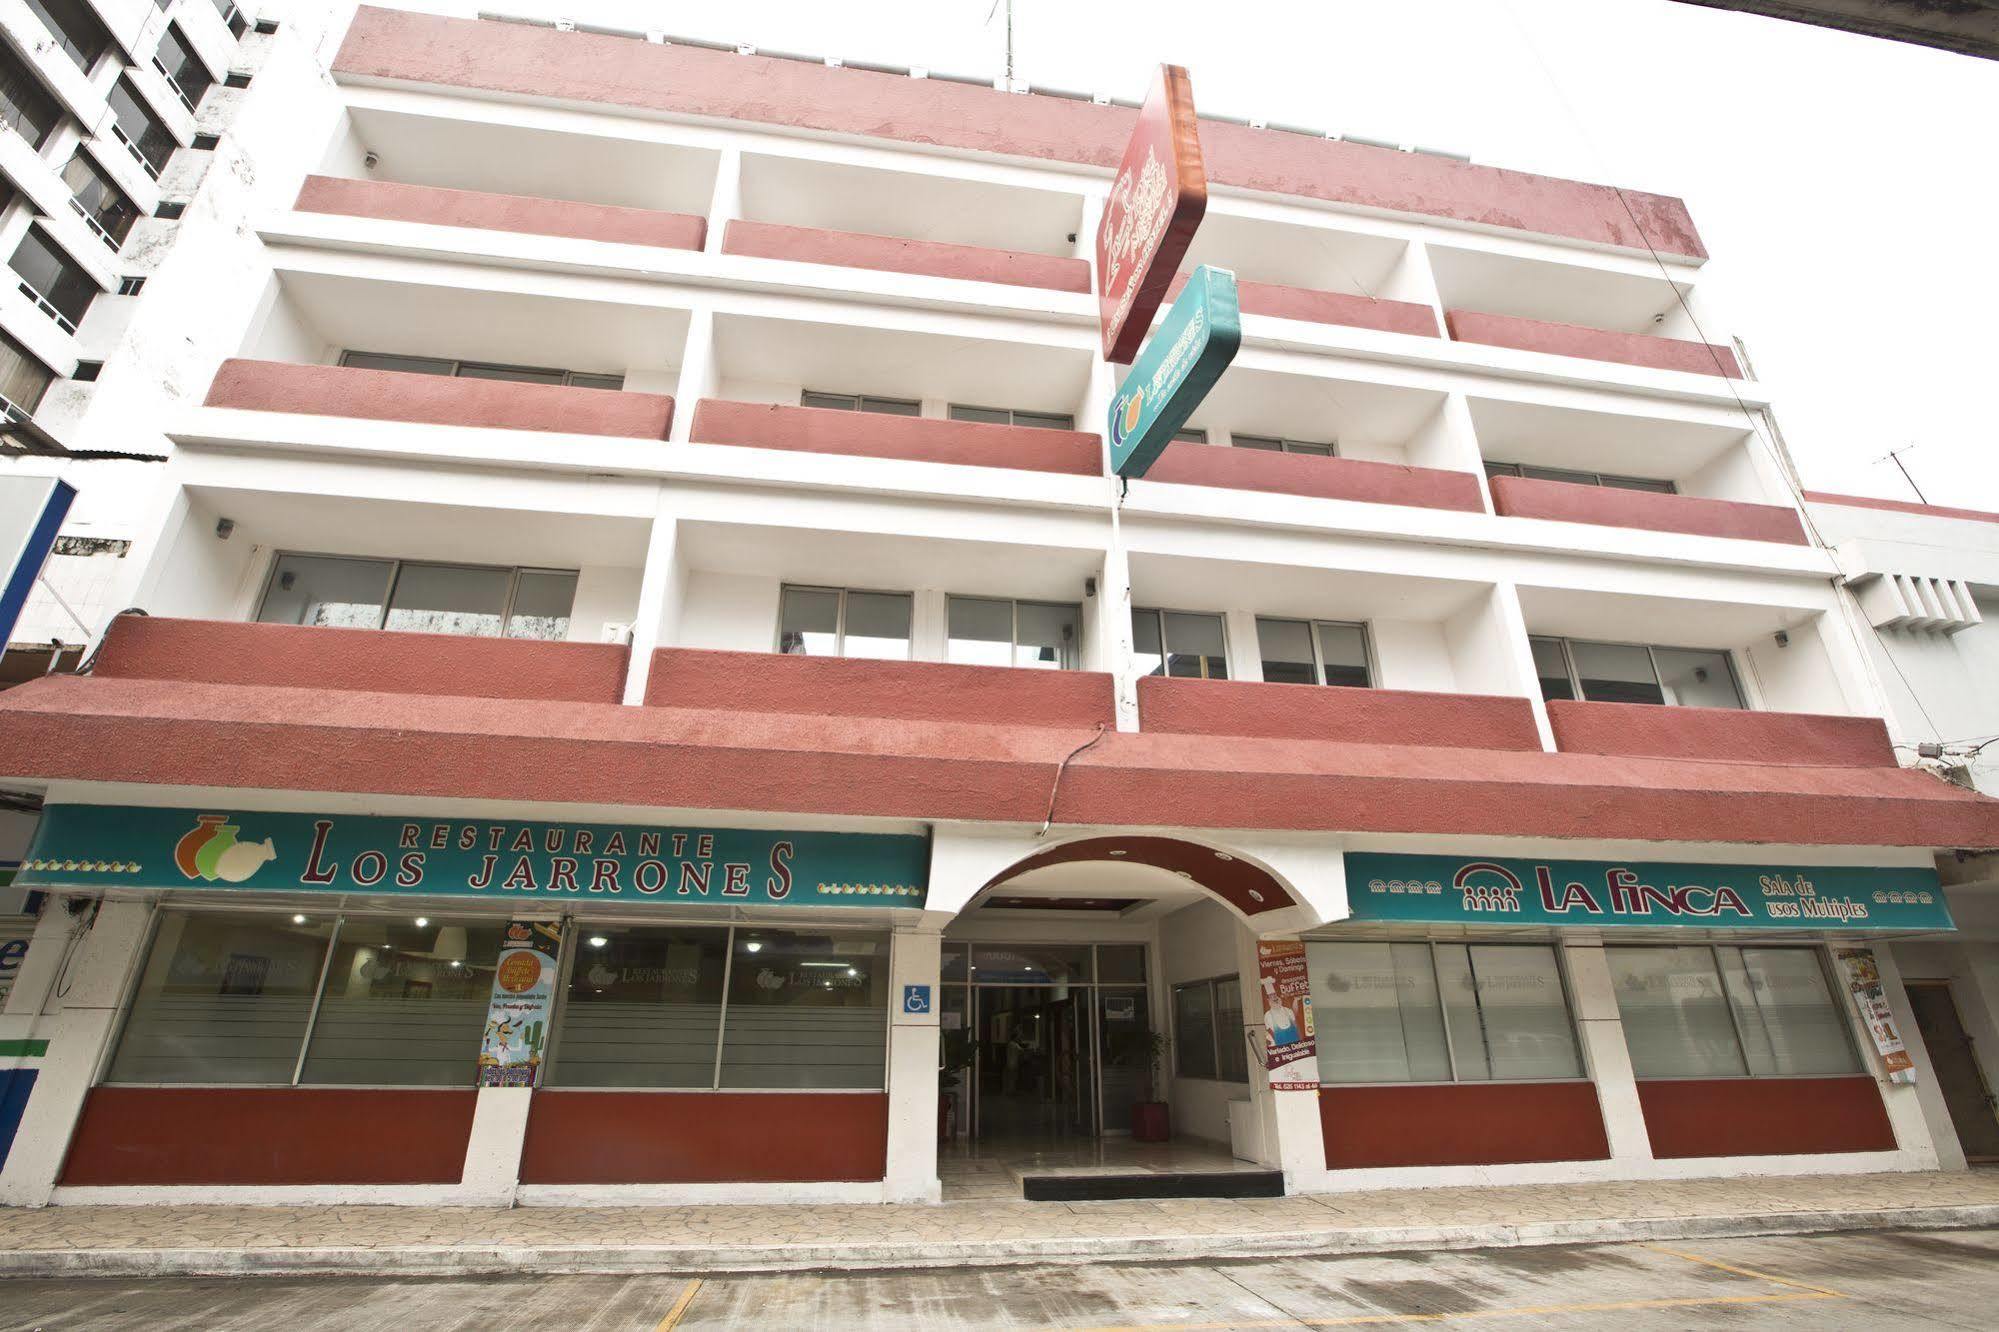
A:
[0, 3, 1995, 1205]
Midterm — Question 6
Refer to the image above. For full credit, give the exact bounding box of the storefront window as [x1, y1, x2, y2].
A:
[547, 926, 729, 1088]
[718, 929, 889, 1089]
[298, 919, 503, 1086]
[109, 911, 335, 1084]
[1607, 944, 1859, 1078]
[1172, 974, 1248, 1083]
[1308, 941, 1582, 1084]
[967, 942, 1092, 985]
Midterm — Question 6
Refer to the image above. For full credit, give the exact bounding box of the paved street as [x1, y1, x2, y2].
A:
[4, 1226, 1998, 1330]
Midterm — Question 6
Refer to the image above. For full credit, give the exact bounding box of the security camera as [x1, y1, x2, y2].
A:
[215, 517, 235, 539]
[363, 151, 380, 170]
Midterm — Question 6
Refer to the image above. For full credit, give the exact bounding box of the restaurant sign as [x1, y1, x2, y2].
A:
[1345, 853, 1952, 932]
[18, 804, 929, 908]
[1096, 63, 1207, 363]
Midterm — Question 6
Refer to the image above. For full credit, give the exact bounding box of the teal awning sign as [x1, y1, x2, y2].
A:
[18, 805, 929, 909]
[1108, 264, 1241, 479]
[1345, 853, 1952, 932]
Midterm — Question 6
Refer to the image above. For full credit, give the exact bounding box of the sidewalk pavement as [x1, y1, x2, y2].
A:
[2, 1170, 1997, 1279]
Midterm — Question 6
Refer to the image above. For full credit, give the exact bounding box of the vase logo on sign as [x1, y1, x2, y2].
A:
[173, 813, 277, 884]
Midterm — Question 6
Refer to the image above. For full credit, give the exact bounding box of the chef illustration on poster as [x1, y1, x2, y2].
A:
[477, 919, 562, 1088]
[1257, 939, 1318, 1089]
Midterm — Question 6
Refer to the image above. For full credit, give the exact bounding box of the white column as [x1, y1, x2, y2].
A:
[1561, 942, 1652, 1163]
[1223, 609, 1262, 683]
[1489, 581, 1556, 751]
[668, 307, 718, 445]
[620, 506, 684, 706]
[0, 899, 153, 1207]
[1855, 943, 1951, 1169]
[458, 1087, 533, 1205]
[703, 147, 742, 254]
[1092, 541, 1139, 732]
[1261, 932, 1329, 1187]
[884, 928, 942, 1203]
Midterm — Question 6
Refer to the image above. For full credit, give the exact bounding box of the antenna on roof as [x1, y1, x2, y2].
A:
[1877, 443, 1928, 505]
[986, 0, 1015, 89]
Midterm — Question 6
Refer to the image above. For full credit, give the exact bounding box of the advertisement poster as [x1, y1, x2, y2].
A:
[478, 920, 562, 1088]
[1257, 939, 1318, 1089]
[1836, 948, 1917, 1083]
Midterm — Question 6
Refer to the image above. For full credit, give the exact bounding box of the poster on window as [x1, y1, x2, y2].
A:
[478, 919, 562, 1088]
[1835, 947, 1915, 1083]
[1257, 939, 1318, 1089]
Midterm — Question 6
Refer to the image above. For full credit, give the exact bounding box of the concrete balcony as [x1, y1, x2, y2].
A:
[1546, 699, 1898, 767]
[1445, 309, 1742, 378]
[204, 359, 676, 439]
[721, 220, 1090, 293]
[1144, 444, 1484, 513]
[1138, 676, 1541, 750]
[293, 175, 709, 250]
[1489, 474, 1806, 545]
[90, 616, 630, 704]
[1168, 273, 1439, 338]
[688, 399, 1102, 475]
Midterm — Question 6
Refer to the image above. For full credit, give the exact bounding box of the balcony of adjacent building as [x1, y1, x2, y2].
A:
[187, 270, 690, 458]
[1429, 243, 1742, 380]
[1171, 208, 1439, 339]
[686, 310, 1099, 482]
[719, 151, 1089, 297]
[296, 101, 720, 254]
[1466, 394, 1808, 547]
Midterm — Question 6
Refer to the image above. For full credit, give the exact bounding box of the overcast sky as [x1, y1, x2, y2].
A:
[459, 0, 1998, 508]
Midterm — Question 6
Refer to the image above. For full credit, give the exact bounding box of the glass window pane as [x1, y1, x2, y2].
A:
[566, 372, 624, 391]
[504, 570, 577, 640]
[859, 396, 921, 417]
[1173, 428, 1207, 443]
[548, 926, 728, 1088]
[778, 586, 839, 656]
[109, 910, 335, 1084]
[970, 943, 1092, 985]
[1096, 944, 1147, 984]
[1653, 647, 1743, 710]
[946, 595, 1013, 667]
[1467, 945, 1582, 1080]
[1316, 622, 1371, 688]
[1215, 976, 1248, 1082]
[10, 228, 96, 326]
[719, 929, 889, 1088]
[1434, 945, 1491, 1081]
[1174, 981, 1217, 1079]
[62, 152, 137, 247]
[1483, 462, 1522, 479]
[1016, 601, 1080, 670]
[1725, 948, 1859, 1076]
[1014, 411, 1075, 431]
[1285, 440, 1335, 456]
[1132, 609, 1165, 678]
[0, 326, 52, 413]
[299, 919, 503, 1086]
[383, 563, 510, 637]
[456, 362, 565, 385]
[1233, 434, 1284, 452]
[801, 391, 858, 411]
[1602, 475, 1676, 494]
[108, 78, 175, 175]
[1163, 611, 1227, 680]
[1256, 616, 1316, 685]
[1531, 637, 1575, 702]
[949, 404, 1010, 425]
[342, 351, 453, 376]
[1571, 640, 1665, 705]
[1606, 946, 1747, 1077]
[257, 553, 392, 629]
[1307, 941, 1451, 1083]
[1521, 465, 1600, 486]
[941, 942, 970, 983]
[843, 591, 912, 660]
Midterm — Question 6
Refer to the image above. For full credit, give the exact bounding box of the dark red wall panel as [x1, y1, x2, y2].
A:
[1636, 1076, 1895, 1158]
[61, 1088, 475, 1186]
[519, 1091, 889, 1183]
[1319, 1082, 1610, 1169]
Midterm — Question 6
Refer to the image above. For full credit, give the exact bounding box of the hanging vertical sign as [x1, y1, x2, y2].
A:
[1256, 939, 1318, 1089]
[1095, 64, 1208, 364]
[1835, 947, 1917, 1084]
[478, 919, 562, 1088]
[1108, 264, 1241, 478]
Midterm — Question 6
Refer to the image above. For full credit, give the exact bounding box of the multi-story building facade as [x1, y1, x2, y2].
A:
[0, 2, 1995, 1206]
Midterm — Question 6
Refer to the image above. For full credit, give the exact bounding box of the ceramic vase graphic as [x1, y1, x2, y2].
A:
[175, 815, 277, 883]
[174, 814, 227, 878]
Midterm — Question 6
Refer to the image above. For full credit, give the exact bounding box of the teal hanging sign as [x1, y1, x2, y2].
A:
[1345, 853, 1952, 932]
[17, 805, 929, 908]
[1108, 264, 1242, 479]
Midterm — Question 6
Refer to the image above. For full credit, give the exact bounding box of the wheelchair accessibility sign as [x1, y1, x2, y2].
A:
[902, 984, 932, 1015]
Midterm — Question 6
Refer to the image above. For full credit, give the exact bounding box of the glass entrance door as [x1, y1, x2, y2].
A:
[974, 985, 1094, 1140]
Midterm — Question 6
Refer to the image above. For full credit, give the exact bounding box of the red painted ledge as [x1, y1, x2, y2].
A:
[93, 615, 628, 704]
[1169, 272, 1439, 337]
[1320, 1083, 1609, 1169]
[333, 7, 1706, 260]
[688, 399, 1102, 476]
[1636, 1077, 1894, 1158]
[1446, 309, 1741, 378]
[723, 219, 1089, 293]
[646, 647, 1116, 729]
[204, 359, 674, 439]
[1548, 699, 1897, 769]
[1144, 443, 1484, 513]
[521, 1092, 888, 1184]
[1489, 474, 1807, 545]
[1804, 491, 1999, 526]
[1140, 676, 1540, 752]
[294, 174, 707, 250]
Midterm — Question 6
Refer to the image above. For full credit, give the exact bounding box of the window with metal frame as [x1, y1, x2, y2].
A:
[800, 389, 921, 417]
[21, 0, 113, 75]
[1605, 944, 1861, 1078]
[0, 44, 63, 151]
[1172, 427, 1207, 444]
[153, 24, 216, 113]
[1306, 940, 1584, 1084]
[9, 227, 97, 333]
[945, 595, 1081, 670]
[338, 350, 624, 390]
[212, 0, 249, 39]
[1172, 975, 1248, 1082]
[1254, 617, 1371, 687]
[1233, 434, 1335, 457]
[0, 327, 55, 416]
[947, 404, 1077, 431]
[107, 78, 176, 179]
[1484, 461, 1676, 494]
[254, 553, 579, 640]
[777, 584, 913, 660]
[1131, 607, 1228, 679]
[1530, 636, 1744, 709]
[63, 151, 140, 250]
